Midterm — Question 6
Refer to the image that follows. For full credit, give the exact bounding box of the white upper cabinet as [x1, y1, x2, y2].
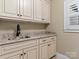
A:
[34, 0, 50, 22]
[1, 0, 20, 17]
[0, 0, 3, 13]
[0, 0, 51, 23]
[20, 0, 33, 20]
[34, 0, 42, 21]
[41, 0, 50, 22]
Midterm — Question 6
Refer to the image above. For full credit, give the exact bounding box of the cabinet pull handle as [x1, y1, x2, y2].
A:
[42, 40, 46, 42]
[51, 38, 55, 40]
[17, 14, 19, 16]
[51, 38, 54, 39]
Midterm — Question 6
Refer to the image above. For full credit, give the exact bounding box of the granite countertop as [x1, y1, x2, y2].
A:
[0, 33, 56, 46]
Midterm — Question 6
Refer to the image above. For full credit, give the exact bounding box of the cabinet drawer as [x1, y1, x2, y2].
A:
[1, 40, 37, 55]
[40, 37, 56, 44]
[40, 38, 49, 44]
[49, 37, 56, 42]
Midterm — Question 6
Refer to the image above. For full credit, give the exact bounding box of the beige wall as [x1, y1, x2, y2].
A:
[47, 0, 79, 59]
[0, 20, 46, 31]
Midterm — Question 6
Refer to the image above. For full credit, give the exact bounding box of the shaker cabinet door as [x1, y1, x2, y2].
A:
[40, 44, 48, 59]
[42, 0, 50, 22]
[34, 0, 42, 21]
[20, 0, 33, 20]
[2, 0, 20, 17]
[48, 42, 56, 58]
[28, 49, 38, 59]
[24, 47, 38, 59]
[1, 51, 22, 59]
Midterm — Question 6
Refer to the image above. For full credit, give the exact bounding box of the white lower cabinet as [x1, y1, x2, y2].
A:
[0, 37, 56, 59]
[1, 51, 22, 59]
[40, 42, 56, 59]
[40, 44, 48, 59]
[48, 42, 56, 58]
[1, 46, 38, 59]
[24, 46, 38, 59]
[39, 37, 56, 59]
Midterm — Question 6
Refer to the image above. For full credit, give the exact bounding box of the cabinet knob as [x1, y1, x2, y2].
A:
[17, 14, 19, 16]
[24, 53, 26, 55]
[48, 44, 51, 46]
[20, 15, 22, 16]
[8, 38, 11, 40]
[20, 54, 23, 56]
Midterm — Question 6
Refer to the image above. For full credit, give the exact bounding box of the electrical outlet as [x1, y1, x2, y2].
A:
[66, 51, 77, 58]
